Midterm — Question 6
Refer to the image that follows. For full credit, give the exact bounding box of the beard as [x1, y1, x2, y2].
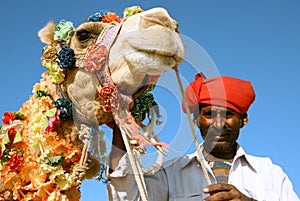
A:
[202, 126, 238, 155]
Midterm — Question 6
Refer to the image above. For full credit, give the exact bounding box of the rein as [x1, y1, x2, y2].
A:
[174, 68, 212, 185]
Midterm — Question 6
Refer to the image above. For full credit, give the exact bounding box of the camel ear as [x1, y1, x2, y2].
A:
[38, 21, 58, 45]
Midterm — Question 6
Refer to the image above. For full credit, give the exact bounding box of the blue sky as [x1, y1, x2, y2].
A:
[1, 0, 300, 200]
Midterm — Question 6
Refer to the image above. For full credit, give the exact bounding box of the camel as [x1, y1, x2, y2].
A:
[0, 6, 184, 200]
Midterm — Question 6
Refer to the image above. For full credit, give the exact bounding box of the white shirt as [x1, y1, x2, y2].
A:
[107, 145, 299, 201]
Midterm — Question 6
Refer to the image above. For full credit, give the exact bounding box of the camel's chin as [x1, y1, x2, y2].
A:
[107, 53, 177, 95]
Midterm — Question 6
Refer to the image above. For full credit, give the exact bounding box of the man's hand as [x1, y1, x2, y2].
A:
[202, 183, 255, 201]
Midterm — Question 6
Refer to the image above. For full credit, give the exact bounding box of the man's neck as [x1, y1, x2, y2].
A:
[202, 144, 237, 161]
[204, 151, 234, 162]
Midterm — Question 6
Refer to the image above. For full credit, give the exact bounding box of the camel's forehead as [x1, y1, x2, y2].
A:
[120, 7, 177, 32]
[130, 7, 169, 17]
[141, 7, 169, 15]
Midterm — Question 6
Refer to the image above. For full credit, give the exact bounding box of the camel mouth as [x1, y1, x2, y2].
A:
[137, 48, 181, 63]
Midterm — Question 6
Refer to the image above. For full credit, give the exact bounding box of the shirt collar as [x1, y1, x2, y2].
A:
[180, 143, 257, 172]
[234, 145, 257, 172]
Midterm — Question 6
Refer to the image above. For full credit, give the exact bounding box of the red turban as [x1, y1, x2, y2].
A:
[182, 73, 255, 114]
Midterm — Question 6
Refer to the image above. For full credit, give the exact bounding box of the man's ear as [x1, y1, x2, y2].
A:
[239, 113, 248, 128]
[193, 110, 200, 128]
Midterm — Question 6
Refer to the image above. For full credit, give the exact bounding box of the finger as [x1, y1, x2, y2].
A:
[203, 191, 233, 201]
[203, 183, 234, 194]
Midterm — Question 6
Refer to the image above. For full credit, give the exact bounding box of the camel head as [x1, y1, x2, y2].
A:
[38, 6, 184, 127]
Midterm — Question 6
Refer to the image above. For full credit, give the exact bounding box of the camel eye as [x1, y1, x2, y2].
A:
[77, 30, 91, 42]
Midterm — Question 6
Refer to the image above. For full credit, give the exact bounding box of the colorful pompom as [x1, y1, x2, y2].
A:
[123, 6, 144, 17]
[86, 10, 108, 22]
[55, 98, 73, 121]
[54, 20, 75, 42]
[132, 92, 155, 120]
[87, 10, 121, 23]
[101, 12, 122, 23]
[57, 47, 76, 70]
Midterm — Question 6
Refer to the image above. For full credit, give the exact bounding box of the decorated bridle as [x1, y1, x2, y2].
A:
[82, 15, 169, 201]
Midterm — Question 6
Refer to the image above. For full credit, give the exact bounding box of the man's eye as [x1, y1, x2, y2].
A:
[225, 111, 234, 118]
[226, 114, 233, 118]
[203, 111, 214, 118]
[77, 30, 91, 42]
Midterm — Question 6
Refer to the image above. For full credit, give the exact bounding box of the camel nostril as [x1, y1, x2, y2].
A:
[171, 19, 179, 33]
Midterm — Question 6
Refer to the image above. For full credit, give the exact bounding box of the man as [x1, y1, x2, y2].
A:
[107, 73, 299, 201]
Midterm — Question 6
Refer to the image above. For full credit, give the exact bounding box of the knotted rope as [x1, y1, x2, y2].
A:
[56, 85, 93, 183]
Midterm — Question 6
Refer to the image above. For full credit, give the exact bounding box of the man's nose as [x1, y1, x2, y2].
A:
[212, 114, 225, 129]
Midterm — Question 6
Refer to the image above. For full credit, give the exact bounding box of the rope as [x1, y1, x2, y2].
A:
[55, 85, 90, 183]
[71, 125, 90, 183]
[137, 107, 164, 175]
[117, 125, 149, 201]
[173, 67, 212, 185]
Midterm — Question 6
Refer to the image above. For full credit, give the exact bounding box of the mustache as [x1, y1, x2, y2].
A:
[207, 126, 232, 135]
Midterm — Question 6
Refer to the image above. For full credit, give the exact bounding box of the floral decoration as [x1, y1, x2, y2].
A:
[40, 45, 65, 84]
[87, 10, 108, 22]
[87, 10, 121, 23]
[98, 86, 117, 112]
[132, 92, 156, 121]
[84, 43, 108, 72]
[2, 112, 15, 125]
[36, 89, 51, 98]
[123, 6, 144, 17]
[54, 20, 75, 42]
[101, 12, 122, 23]
[41, 20, 77, 85]
[55, 98, 73, 121]
[57, 47, 76, 70]
[0, 76, 82, 200]
[42, 108, 61, 133]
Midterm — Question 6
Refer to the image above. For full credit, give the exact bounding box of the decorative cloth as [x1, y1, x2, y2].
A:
[183, 73, 256, 114]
